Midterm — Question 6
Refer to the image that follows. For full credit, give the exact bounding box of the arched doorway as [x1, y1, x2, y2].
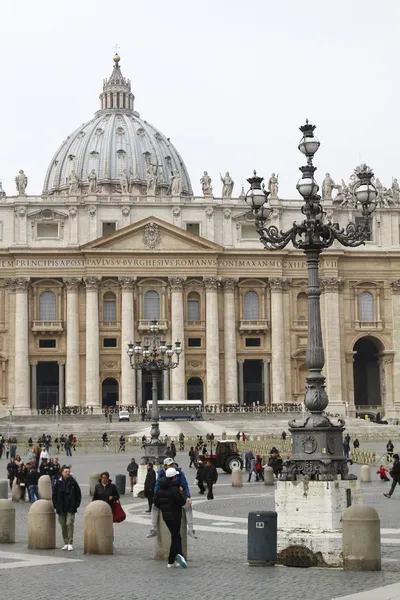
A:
[187, 377, 203, 402]
[353, 337, 381, 407]
[102, 377, 119, 407]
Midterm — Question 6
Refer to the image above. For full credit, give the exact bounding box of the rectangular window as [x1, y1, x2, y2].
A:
[37, 223, 59, 238]
[188, 338, 201, 347]
[186, 223, 200, 236]
[102, 222, 117, 237]
[241, 224, 257, 240]
[39, 339, 56, 348]
[245, 338, 261, 347]
[103, 338, 117, 348]
[355, 217, 372, 241]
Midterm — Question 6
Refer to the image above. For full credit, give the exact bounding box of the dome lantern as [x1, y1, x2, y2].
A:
[99, 54, 135, 112]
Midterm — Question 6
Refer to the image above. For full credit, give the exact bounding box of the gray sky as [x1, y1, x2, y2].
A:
[1, 0, 399, 198]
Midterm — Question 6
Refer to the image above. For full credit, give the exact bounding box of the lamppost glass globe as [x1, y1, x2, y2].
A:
[166, 345, 174, 357]
[150, 320, 159, 334]
[134, 341, 142, 354]
[296, 177, 319, 198]
[127, 343, 134, 357]
[175, 341, 182, 355]
[159, 340, 167, 354]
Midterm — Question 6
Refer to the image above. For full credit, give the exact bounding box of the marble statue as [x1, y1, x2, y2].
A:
[0, 181, 6, 197]
[120, 170, 129, 194]
[171, 169, 182, 195]
[220, 171, 234, 198]
[15, 169, 28, 195]
[87, 169, 97, 193]
[375, 179, 389, 208]
[146, 164, 157, 195]
[322, 173, 336, 200]
[200, 171, 213, 197]
[392, 178, 400, 205]
[157, 165, 165, 187]
[68, 170, 80, 194]
[268, 173, 279, 197]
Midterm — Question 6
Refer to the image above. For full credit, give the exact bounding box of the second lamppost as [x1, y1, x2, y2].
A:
[244, 121, 377, 481]
[127, 320, 182, 463]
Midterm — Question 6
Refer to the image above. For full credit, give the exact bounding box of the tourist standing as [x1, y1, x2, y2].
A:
[203, 459, 218, 500]
[170, 441, 177, 459]
[387, 440, 394, 460]
[92, 471, 119, 506]
[7, 457, 18, 489]
[144, 463, 156, 512]
[64, 437, 72, 457]
[196, 460, 206, 494]
[26, 464, 40, 502]
[52, 466, 81, 551]
[188, 446, 196, 468]
[153, 468, 187, 568]
[127, 457, 138, 493]
[343, 434, 351, 459]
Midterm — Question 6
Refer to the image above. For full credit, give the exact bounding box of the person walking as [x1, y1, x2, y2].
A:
[153, 468, 187, 568]
[188, 446, 196, 468]
[92, 471, 119, 506]
[16, 464, 28, 501]
[26, 464, 40, 502]
[196, 460, 206, 494]
[203, 459, 218, 500]
[64, 437, 72, 458]
[387, 440, 394, 460]
[248, 455, 258, 482]
[127, 457, 138, 493]
[384, 453, 400, 498]
[102, 432, 109, 451]
[7, 457, 18, 490]
[144, 462, 156, 512]
[170, 441, 177, 459]
[52, 465, 82, 551]
[343, 434, 351, 459]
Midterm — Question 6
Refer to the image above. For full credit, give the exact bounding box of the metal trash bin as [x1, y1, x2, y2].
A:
[248, 511, 277, 566]
[115, 474, 126, 495]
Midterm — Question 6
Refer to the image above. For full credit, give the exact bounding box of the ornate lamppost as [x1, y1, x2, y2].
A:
[244, 121, 377, 481]
[127, 320, 182, 463]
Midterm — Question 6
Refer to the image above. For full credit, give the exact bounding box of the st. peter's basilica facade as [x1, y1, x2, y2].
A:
[0, 55, 399, 416]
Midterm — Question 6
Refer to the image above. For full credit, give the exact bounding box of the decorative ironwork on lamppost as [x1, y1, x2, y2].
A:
[127, 320, 182, 464]
[244, 120, 377, 481]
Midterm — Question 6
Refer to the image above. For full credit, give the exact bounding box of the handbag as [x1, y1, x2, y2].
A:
[111, 500, 126, 523]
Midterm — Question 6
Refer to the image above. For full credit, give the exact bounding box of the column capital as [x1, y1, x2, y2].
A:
[168, 276, 186, 291]
[390, 279, 400, 294]
[84, 276, 101, 290]
[58, 360, 66, 366]
[119, 276, 137, 291]
[203, 276, 221, 291]
[320, 277, 344, 292]
[30, 361, 38, 367]
[5, 277, 30, 293]
[221, 277, 238, 292]
[269, 277, 291, 291]
[64, 277, 82, 292]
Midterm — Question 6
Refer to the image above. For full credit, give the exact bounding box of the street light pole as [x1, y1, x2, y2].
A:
[127, 320, 182, 463]
[244, 120, 377, 481]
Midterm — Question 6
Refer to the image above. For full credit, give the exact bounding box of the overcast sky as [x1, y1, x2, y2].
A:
[1, 0, 399, 198]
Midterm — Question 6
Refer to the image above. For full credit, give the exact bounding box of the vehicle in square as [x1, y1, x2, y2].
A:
[118, 410, 130, 422]
[201, 440, 243, 473]
[146, 400, 203, 420]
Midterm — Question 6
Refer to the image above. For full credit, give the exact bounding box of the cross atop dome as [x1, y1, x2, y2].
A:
[99, 54, 135, 112]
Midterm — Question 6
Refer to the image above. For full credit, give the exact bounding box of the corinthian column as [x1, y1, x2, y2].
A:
[84, 277, 101, 408]
[390, 279, 400, 413]
[269, 277, 290, 404]
[64, 278, 81, 407]
[119, 277, 136, 406]
[9, 278, 30, 409]
[169, 277, 186, 400]
[321, 277, 344, 410]
[222, 278, 238, 404]
[204, 277, 220, 405]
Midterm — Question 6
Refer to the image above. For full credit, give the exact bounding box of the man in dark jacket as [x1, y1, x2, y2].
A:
[196, 461, 206, 494]
[384, 453, 400, 498]
[144, 463, 156, 512]
[153, 468, 187, 568]
[127, 457, 138, 493]
[26, 464, 40, 502]
[52, 465, 82, 551]
[203, 459, 218, 500]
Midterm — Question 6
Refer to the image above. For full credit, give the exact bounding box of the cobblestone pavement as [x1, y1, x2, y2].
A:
[1, 449, 400, 600]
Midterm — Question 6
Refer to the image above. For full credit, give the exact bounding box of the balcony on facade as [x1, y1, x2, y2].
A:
[184, 320, 206, 329]
[355, 320, 384, 331]
[239, 319, 269, 333]
[31, 320, 63, 334]
[100, 321, 121, 329]
[138, 319, 168, 332]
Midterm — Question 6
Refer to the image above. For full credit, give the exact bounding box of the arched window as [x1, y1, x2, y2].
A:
[359, 291, 374, 322]
[103, 291, 116, 322]
[296, 292, 308, 322]
[144, 290, 160, 320]
[39, 291, 56, 321]
[187, 292, 200, 321]
[244, 291, 259, 320]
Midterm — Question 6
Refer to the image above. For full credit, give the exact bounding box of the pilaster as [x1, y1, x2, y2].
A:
[222, 278, 238, 404]
[169, 277, 186, 401]
[204, 277, 220, 405]
[84, 276, 101, 407]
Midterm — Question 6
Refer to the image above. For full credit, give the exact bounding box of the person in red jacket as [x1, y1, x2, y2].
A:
[376, 465, 390, 481]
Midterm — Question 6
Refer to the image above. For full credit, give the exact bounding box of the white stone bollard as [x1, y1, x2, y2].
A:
[133, 464, 147, 498]
[232, 468, 243, 487]
[360, 465, 371, 483]
[11, 479, 20, 503]
[89, 472, 101, 497]
[154, 509, 187, 561]
[0, 480, 8, 499]
[264, 466, 275, 486]
[28, 500, 56, 549]
[342, 505, 381, 571]
[0, 499, 15, 543]
[38, 475, 52, 500]
[84, 500, 113, 555]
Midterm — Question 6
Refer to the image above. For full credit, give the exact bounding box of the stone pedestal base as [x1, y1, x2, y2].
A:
[133, 464, 147, 498]
[154, 510, 187, 561]
[275, 480, 363, 567]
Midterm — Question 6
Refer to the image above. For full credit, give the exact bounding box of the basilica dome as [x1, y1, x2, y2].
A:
[42, 55, 193, 196]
